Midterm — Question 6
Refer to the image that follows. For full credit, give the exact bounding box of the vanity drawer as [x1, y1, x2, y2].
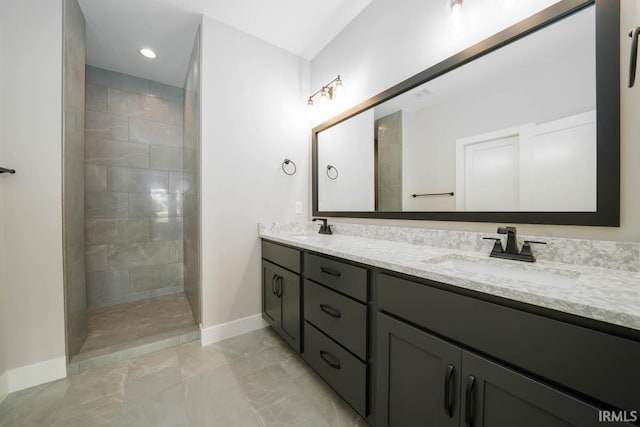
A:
[304, 253, 367, 302]
[262, 240, 300, 273]
[304, 280, 367, 360]
[377, 272, 640, 415]
[303, 321, 367, 416]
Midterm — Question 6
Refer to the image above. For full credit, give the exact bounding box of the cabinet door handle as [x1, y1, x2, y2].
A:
[319, 350, 341, 369]
[276, 276, 283, 298]
[629, 26, 640, 88]
[465, 375, 476, 426]
[271, 274, 277, 295]
[319, 304, 341, 318]
[320, 266, 341, 277]
[444, 364, 455, 418]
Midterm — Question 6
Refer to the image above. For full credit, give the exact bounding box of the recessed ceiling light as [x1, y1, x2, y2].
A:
[139, 48, 157, 59]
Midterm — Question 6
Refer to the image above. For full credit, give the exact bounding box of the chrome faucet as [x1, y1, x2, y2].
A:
[313, 218, 333, 235]
[483, 226, 546, 262]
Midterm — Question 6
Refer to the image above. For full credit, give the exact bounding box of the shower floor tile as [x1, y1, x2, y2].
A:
[79, 292, 196, 354]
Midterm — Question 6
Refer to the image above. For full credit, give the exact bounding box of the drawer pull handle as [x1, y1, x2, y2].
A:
[319, 350, 341, 370]
[444, 364, 455, 417]
[320, 266, 341, 277]
[465, 375, 476, 426]
[320, 304, 341, 318]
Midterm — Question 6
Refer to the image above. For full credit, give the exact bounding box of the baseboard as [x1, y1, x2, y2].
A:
[200, 313, 268, 346]
[6, 357, 66, 393]
[0, 371, 8, 404]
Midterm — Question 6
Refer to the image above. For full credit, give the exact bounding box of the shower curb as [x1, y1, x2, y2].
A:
[67, 325, 200, 375]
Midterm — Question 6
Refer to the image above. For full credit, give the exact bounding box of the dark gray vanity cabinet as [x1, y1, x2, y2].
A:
[376, 313, 461, 427]
[377, 312, 619, 427]
[302, 252, 370, 419]
[376, 272, 639, 427]
[262, 261, 281, 326]
[261, 241, 371, 420]
[304, 279, 367, 360]
[261, 241, 301, 353]
[460, 351, 618, 427]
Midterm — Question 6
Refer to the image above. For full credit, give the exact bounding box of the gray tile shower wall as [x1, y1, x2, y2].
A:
[84, 66, 186, 308]
[63, 0, 88, 359]
[183, 28, 201, 324]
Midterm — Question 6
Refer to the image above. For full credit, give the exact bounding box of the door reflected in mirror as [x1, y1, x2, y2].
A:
[317, 5, 597, 213]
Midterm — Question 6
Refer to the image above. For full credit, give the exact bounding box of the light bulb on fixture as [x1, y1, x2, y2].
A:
[320, 86, 330, 105]
[139, 48, 157, 59]
[448, 0, 467, 33]
[333, 76, 342, 99]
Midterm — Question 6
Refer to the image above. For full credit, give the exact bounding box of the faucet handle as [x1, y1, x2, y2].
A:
[523, 240, 547, 245]
[483, 237, 504, 254]
[520, 240, 546, 258]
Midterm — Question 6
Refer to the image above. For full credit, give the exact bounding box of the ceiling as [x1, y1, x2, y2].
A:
[78, 0, 371, 88]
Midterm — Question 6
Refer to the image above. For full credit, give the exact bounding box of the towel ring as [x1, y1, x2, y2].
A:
[326, 165, 338, 180]
[282, 159, 297, 176]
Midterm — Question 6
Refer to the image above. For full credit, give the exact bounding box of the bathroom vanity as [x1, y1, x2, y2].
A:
[260, 226, 640, 427]
[259, 0, 639, 424]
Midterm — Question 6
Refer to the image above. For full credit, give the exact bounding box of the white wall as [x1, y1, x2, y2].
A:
[0, 0, 67, 391]
[310, 0, 561, 126]
[318, 109, 374, 211]
[200, 17, 310, 330]
[0, 13, 7, 404]
[311, 0, 640, 242]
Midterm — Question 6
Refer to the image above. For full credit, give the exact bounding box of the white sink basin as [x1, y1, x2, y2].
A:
[425, 254, 580, 287]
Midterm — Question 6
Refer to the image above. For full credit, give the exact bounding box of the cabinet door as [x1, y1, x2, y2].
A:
[376, 313, 461, 427]
[460, 351, 632, 427]
[262, 260, 281, 328]
[279, 268, 301, 352]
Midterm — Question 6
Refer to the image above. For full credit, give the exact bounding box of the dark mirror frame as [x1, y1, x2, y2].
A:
[312, 0, 620, 226]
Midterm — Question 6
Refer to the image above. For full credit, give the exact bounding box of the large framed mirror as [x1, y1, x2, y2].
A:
[312, 0, 620, 226]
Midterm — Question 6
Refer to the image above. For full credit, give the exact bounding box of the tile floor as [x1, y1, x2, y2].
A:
[80, 293, 196, 353]
[0, 327, 368, 427]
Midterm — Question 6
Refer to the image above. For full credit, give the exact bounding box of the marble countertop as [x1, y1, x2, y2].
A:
[259, 229, 640, 332]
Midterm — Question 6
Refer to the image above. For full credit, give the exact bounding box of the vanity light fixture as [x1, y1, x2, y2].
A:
[139, 48, 157, 59]
[308, 75, 342, 107]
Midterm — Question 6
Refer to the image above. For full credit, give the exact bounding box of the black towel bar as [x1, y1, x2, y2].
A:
[412, 192, 454, 198]
[0, 167, 15, 174]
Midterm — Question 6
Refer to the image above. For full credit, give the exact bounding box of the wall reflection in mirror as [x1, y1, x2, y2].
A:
[317, 5, 596, 213]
